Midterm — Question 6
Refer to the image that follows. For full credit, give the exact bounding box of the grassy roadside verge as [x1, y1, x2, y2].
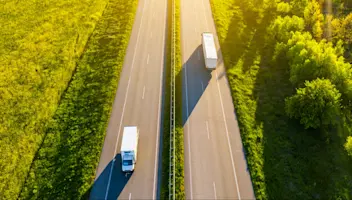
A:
[209, 0, 352, 199]
[18, 0, 138, 198]
[160, 0, 185, 198]
[0, 1, 108, 198]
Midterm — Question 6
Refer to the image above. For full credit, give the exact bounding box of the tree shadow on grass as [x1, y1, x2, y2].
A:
[219, 0, 352, 198]
[220, 0, 270, 73]
[222, 2, 352, 200]
[254, 47, 352, 199]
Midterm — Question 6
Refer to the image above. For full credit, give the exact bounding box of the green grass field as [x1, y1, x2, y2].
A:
[210, 0, 352, 199]
[0, 0, 109, 198]
[16, 0, 138, 198]
[160, 0, 185, 198]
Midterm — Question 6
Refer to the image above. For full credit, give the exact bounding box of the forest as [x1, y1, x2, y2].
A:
[210, 0, 352, 199]
[0, 0, 137, 199]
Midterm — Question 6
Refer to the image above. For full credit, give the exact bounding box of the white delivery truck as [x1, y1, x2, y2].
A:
[202, 32, 218, 70]
[120, 126, 139, 172]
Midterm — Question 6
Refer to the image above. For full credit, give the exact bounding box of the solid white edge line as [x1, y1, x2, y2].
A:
[152, 0, 167, 198]
[184, 38, 193, 198]
[104, 0, 147, 199]
[213, 182, 217, 199]
[206, 121, 210, 139]
[201, 0, 209, 30]
[129, 193, 132, 200]
[201, 0, 241, 197]
[183, 0, 195, 196]
[142, 86, 146, 99]
[185, 65, 193, 200]
[215, 71, 241, 200]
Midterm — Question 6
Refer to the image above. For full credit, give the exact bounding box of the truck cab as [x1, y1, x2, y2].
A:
[122, 152, 135, 172]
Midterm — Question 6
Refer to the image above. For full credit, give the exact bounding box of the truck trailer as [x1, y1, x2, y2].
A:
[120, 126, 139, 172]
[202, 32, 218, 70]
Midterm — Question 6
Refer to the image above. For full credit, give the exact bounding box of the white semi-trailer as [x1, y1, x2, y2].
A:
[120, 126, 139, 172]
[202, 32, 218, 70]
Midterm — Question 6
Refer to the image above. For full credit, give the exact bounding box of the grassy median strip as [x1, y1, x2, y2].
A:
[18, 0, 138, 199]
[160, 0, 185, 198]
[0, 1, 109, 198]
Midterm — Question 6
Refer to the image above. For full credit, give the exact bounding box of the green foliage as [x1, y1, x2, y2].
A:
[345, 136, 352, 156]
[289, 0, 309, 17]
[276, 2, 291, 14]
[304, 0, 324, 40]
[160, 0, 185, 199]
[0, 0, 109, 199]
[267, 15, 305, 42]
[286, 31, 351, 90]
[331, 13, 352, 62]
[210, 0, 352, 199]
[18, 0, 138, 199]
[285, 78, 342, 129]
[174, 0, 185, 198]
[332, 13, 352, 45]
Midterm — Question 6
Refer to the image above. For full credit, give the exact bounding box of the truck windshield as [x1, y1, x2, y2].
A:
[123, 160, 133, 166]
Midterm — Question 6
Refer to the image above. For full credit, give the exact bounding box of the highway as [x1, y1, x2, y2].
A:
[181, 0, 256, 199]
[89, 0, 167, 198]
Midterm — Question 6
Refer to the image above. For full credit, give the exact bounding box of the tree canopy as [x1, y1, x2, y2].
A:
[286, 31, 351, 91]
[285, 78, 342, 129]
[267, 15, 305, 43]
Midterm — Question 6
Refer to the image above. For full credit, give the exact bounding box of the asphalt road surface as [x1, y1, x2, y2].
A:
[89, 0, 167, 198]
[181, 0, 256, 199]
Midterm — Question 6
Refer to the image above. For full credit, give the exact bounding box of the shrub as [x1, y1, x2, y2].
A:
[285, 78, 342, 129]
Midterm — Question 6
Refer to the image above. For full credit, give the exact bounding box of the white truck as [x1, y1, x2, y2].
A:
[120, 126, 139, 173]
[202, 32, 218, 70]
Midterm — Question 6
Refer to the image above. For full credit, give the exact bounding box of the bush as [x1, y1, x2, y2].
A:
[285, 78, 342, 129]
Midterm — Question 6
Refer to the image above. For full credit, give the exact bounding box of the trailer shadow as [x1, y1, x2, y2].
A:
[89, 154, 132, 200]
[181, 44, 212, 125]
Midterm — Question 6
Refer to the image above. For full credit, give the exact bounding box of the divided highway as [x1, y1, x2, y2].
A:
[181, 0, 256, 199]
[89, 0, 167, 198]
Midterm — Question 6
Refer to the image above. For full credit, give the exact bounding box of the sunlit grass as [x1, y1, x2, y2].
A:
[18, 0, 138, 198]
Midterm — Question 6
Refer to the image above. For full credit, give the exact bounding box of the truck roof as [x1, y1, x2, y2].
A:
[202, 33, 218, 59]
[121, 126, 138, 152]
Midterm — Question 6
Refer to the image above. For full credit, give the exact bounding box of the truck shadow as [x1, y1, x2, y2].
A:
[181, 44, 212, 126]
[89, 154, 132, 200]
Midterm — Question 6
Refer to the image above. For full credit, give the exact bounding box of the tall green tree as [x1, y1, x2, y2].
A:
[331, 13, 352, 61]
[267, 15, 305, 42]
[304, 0, 324, 40]
[285, 78, 342, 129]
[287, 31, 350, 89]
